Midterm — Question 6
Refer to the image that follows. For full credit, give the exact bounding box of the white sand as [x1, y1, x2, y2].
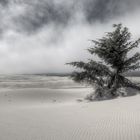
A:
[0, 87, 140, 140]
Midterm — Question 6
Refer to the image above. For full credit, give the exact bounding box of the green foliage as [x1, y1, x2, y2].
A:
[67, 24, 140, 100]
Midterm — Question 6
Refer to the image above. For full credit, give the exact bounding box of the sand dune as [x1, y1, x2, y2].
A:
[0, 87, 140, 140]
[0, 88, 92, 106]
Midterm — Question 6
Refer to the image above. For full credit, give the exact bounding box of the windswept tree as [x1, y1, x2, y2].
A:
[67, 24, 140, 100]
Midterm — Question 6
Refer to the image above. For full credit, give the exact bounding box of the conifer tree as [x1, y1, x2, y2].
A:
[67, 24, 140, 100]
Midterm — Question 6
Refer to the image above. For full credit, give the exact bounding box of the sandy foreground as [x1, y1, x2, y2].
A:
[0, 87, 140, 140]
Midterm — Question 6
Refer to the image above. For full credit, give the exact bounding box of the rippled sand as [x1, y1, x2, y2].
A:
[0, 76, 140, 140]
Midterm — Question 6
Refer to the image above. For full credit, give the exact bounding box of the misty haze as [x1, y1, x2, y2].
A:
[0, 0, 140, 140]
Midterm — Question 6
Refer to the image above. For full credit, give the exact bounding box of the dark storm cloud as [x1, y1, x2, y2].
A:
[0, 0, 140, 73]
[1, 0, 140, 34]
[0, 0, 9, 6]
[84, 0, 120, 22]
[14, 0, 73, 34]
[84, 0, 140, 23]
[9, 0, 140, 34]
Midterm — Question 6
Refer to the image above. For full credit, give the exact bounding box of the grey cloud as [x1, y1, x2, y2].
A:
[12, 0, 140, 34]
[1, 0, 140, 34]
[14, 0, 73, 34]
[0, 0, 140, 73]
[0, 0, 9, 6]
[84, 0, 140, 23]
[84, 0, 120, 22]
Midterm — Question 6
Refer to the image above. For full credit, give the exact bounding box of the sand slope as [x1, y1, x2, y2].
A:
[0, 88, 140, 140]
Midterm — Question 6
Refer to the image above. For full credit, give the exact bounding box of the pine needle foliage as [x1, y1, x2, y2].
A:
[67, 24, 140, 100]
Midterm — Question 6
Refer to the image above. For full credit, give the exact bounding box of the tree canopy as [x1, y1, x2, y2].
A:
[67, 24, 140, 100]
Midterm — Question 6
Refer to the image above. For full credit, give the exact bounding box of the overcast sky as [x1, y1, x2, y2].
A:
[0, 0, 140, 74]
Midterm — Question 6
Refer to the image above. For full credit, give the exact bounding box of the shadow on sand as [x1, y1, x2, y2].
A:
[77, 87, 140, 102]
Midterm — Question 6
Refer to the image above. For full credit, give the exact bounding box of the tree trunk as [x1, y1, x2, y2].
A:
[109, 70, 120, 97]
